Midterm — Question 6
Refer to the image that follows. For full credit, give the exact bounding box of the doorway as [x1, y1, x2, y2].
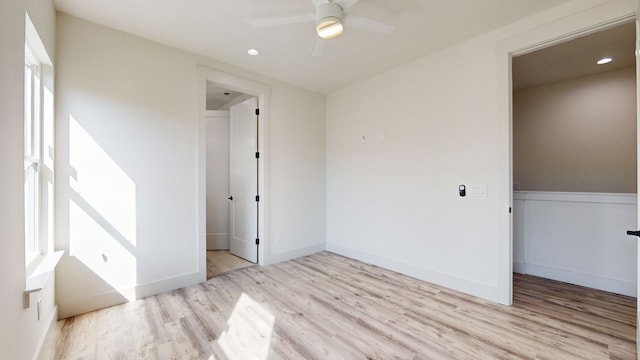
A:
[510, 22, 637, 297]
[205, 83, 259, 277]
[197, 67, 271, 281]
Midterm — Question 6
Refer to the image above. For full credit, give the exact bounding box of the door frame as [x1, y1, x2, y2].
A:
[197, 66, 271, 280]
[499, 3, 636, 306]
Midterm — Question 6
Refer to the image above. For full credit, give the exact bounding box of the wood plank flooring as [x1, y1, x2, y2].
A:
[39, 251, 636, 359]
[207, 250, 256, 279]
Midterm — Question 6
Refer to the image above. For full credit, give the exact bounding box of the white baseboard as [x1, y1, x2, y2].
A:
[135, 271, 203, 299]
[57, 271, 203, 319]
[207, 233, 229, 250]
[513, 261, 526, 274]
[523, 262, 636, 297]
[326, 242, 505, 304]
[265, 243, 325, 265]
[33, 305, 58, 360]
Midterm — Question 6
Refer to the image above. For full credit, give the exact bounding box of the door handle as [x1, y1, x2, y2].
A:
[626, 230, 640, 237]
[228, 196, 233, 201]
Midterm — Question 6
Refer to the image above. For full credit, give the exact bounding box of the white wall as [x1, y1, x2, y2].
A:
[0, 0, 58, 359]
[55, 13, 326, 318]
[326, 0, 636, 304]
[267, 85, 327, 262]
[206, 111, 230, 250]
[513, 191, 637, 296]
[514, 66, 637, 193]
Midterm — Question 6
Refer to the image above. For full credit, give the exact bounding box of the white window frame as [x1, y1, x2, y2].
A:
[24, 43, 42, 266]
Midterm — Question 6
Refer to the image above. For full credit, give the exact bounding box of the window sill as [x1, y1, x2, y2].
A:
[24, 250, 64, 308]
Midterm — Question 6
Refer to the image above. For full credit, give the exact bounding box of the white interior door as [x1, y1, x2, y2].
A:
[229, 98, 258, 263]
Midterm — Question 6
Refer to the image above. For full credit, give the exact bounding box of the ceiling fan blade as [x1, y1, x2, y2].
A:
[311, 38, 326, 57]
[335, 0, 359, 9]
[311, 0, 330, 7]
[344, 14, 395, 35]
[248, 13, 314, 28]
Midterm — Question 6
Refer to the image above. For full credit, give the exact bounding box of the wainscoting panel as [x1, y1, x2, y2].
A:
[513, 191, 637, 297]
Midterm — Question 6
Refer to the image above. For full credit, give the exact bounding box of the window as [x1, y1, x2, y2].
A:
[24, 44, 41, 264]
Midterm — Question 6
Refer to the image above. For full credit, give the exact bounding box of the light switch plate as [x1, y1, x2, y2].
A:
[468, 185, 488, 197]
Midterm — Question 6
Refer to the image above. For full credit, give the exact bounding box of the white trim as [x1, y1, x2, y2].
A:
[513, 261, 636, 297]
[265, 243, 326, 265]
[197, 66, 271, 268]
[326, 243, 505, 303]
[25, 14, 52, 66]
[57, 271, 202, 319]
[514, 191, 637, 205]
[197, 67, 271, 97]
[25, 250, 64, 294]
[207, 233, 230, 250]
[510, 14, 635, 58]
[197, 77, 208, 282]
[32, 305, 58, 360]
[524, 262, 636, 297]
[513, 261, 526, 274]
[635, 4, 640, 353]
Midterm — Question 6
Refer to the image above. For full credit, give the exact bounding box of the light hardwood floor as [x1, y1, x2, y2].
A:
[207, 250, 256, 279]
[39, 251, 636, 359]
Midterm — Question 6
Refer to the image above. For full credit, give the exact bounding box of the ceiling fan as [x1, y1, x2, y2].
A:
[248, 0, 395, 56]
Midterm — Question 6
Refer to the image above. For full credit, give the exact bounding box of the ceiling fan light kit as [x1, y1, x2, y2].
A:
[249, 0, 394, 56]
[315, 3, 345, 39]
[316, 18, 343, 39]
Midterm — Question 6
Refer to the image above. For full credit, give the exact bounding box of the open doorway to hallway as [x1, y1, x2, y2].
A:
[197, 66, 271, 279]
[511, 21, 637, 298]
[205, 83, 259, 278]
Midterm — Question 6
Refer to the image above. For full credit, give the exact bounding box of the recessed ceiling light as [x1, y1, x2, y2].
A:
[248, 48, 259, 56]
[597, 57, 613, 65]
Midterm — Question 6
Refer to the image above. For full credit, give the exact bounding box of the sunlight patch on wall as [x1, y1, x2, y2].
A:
[69, 115, 136, 245]
[68, 115, 137, 299]
[69, 201, 136, 296]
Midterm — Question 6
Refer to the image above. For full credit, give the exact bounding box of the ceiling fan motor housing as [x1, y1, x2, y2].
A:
[315, 3, 344, 26]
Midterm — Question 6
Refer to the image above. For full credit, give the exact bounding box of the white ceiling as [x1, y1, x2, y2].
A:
[206, 82, 253, 110]
[513, 21, 636, 90]
[54, 0, 575, 94]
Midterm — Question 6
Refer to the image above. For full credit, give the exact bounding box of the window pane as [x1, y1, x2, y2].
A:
[24, 61, 32, 156]
[24, 44, 41, 263]
[25, 162, 38, 261]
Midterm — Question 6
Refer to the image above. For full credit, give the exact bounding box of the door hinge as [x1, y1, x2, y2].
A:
[255, 238, 260, 245]
[255, 195, 260, 202]
[255, 152, 260, 159]
[509, 207, 512, 214]
[255, 108, 260, 116]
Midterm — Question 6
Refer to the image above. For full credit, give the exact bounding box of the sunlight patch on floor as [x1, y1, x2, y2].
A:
[217, 292, 275, 360]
